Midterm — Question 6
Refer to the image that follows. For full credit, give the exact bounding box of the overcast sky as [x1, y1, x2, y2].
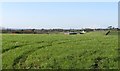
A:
[1, 2, 118, 29]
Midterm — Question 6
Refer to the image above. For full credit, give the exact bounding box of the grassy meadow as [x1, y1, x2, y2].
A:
[2, 31, 119, 69]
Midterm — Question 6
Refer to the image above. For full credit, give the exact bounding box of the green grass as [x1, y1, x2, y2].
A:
[2, 31, 118, 69]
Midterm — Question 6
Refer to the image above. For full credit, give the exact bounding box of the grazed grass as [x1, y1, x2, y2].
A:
[2, 31, 118, 69]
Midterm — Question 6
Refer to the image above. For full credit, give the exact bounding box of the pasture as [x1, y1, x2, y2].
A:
[2, 31, 118, 69]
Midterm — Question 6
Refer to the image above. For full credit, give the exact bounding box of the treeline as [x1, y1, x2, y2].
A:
[1, 28, 119, 34]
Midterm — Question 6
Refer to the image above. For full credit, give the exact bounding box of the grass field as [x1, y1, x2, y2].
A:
[2, 31, 118, 69]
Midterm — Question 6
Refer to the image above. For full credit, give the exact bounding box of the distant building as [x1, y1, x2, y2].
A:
[80, 30, 86, 34]
[64, 32, 78, 35]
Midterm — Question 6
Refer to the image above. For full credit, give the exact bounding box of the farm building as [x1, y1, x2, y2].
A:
[64, 31, 86, 35]
[64, 32, 78, 35]
[80, 30, 86, 34]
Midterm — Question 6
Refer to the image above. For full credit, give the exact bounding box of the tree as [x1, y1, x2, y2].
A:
[107, 26, 113, 29]
[32, 29, 35, 34]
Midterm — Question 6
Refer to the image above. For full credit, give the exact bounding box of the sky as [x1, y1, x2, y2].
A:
[1, 2, 118, 29]
[0, 0, 119, 2]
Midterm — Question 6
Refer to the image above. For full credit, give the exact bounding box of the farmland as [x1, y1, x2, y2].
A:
[2, 31, 119, 69]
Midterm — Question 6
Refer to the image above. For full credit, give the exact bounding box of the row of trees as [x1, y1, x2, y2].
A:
[2, 26, 118, 34]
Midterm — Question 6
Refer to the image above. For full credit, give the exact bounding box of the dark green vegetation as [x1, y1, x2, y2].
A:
[2, 31, 118, 69]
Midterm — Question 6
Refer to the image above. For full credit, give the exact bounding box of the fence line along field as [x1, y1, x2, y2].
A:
[2, 31, 118, 69]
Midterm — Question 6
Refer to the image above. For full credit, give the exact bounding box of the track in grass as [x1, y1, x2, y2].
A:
[12, 39, 69, 69]
[12, 45, 45, 69]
